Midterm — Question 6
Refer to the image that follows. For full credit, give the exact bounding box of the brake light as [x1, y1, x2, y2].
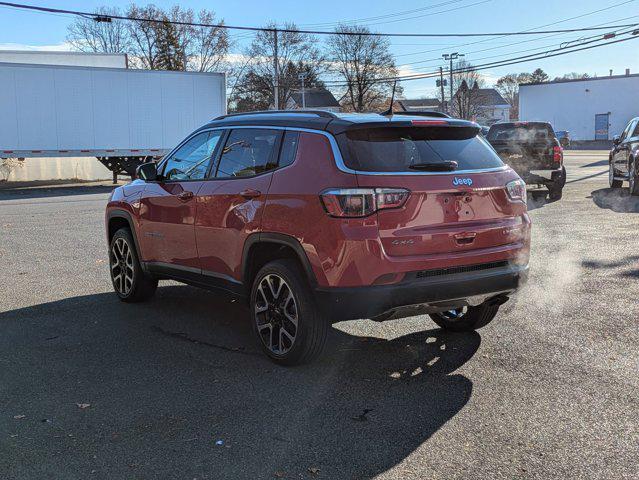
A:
[411, 120, 448, 126]
[506, 179, 527, 203]
[553, 145, 563, 164]
[320, 188, 410, 217]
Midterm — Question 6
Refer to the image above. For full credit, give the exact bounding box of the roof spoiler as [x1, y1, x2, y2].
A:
[390, 110, 451, 119]
[331, 118, 480, 135]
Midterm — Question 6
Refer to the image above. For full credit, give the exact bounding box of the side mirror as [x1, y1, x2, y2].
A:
[136, 162, 157, 181]
[613, 135, 621, 146]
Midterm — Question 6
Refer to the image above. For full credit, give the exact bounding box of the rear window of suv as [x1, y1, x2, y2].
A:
[487, 123, 555, 142]
[338, 126, 503, 172]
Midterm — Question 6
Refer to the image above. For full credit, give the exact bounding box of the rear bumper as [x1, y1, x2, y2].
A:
[314, 263, 529, 322]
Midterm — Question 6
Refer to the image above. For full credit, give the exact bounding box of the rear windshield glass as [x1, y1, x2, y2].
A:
[339, 126, 503, 172]
[487, 123, 555, 142]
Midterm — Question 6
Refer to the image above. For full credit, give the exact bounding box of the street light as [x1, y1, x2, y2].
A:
[298, 72, 308, 109]
[442, 52, 464, 114]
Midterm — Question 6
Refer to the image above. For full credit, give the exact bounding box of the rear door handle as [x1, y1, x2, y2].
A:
[240, 189, 261, 199]
[177, 191, 194, 202]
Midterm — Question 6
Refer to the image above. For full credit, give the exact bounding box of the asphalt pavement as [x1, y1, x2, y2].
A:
[1, 151, 637, 479]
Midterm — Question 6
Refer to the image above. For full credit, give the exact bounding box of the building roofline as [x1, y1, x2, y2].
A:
[520, 72, 639, 87]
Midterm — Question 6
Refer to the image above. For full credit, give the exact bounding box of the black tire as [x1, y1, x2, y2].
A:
[548, 185, 563, 201]
[429, 303, 500, 332]
[609, 161, 623, 188]
[629, 158, 639, 196]
[109, 228, 157, 303]
[547, 165, 566, 201]
[250, 259, 328, 366]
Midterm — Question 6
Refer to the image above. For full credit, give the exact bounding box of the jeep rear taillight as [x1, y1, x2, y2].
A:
[320, 188, 410, 218]
[506, 179, 527, 203]
[553, 145, 563, 164]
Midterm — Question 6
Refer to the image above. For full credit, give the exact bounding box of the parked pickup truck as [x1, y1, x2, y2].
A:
[486, 122, 566, 200]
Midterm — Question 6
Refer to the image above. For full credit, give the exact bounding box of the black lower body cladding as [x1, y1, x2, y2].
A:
[314, 263, 529, 322]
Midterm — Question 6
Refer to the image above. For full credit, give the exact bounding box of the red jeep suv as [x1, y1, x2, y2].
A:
[106, 111, 530, 365]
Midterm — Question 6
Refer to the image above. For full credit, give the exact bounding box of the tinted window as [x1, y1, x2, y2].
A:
[340, 127, 503, 172]
[278, 131, 300, 168]
[620, 121, 635, 140]
[162, 131, 222, 181]
[487, 123, 555, 142]
[629, 120, 639, 138]
[216, 129, 280, 178]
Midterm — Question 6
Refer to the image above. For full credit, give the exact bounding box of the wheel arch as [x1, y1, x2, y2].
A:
[107, 209, 144, 260]
[242, 233, 318, 289]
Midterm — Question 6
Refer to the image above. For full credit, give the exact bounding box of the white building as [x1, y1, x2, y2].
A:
[519, 72, 639, 141]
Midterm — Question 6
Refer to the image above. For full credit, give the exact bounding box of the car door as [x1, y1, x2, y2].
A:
[195, 128, 283, 283]
[138, 130, 223, 272]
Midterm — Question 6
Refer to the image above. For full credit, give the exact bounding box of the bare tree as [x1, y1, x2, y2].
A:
[450, 60, 485, 119]
[66, 6, 129, 53]
[495, 72, 531, 120]
[231, 23, 324, 111]
[69, 4, 229, 72]
[552, 72, 590, 81]
[327, 25, 399, 112]
[189, 9, 230, 72]
[124, 4, 164, 69]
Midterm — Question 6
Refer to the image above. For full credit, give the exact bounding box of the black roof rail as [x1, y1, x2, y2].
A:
[214, 109, 339, 120]
[391, 110, 451, 118]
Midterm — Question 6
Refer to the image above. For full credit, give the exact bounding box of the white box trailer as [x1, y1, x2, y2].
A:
[0, 50, 128, 68]
[0, 62, 226, 179]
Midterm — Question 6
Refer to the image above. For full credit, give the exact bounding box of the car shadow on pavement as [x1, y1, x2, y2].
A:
[581, 255, 639, 279]
[590, 187, 639, 213]
[0, 285, 480, 479]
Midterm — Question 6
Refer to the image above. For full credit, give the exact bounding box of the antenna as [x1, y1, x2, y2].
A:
[381, 80, 398, 116]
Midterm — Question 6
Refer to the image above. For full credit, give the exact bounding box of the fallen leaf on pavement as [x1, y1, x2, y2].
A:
[13, 415, 26, 419]
[307, 467, 320, 475]
[76, 403, 91, 409]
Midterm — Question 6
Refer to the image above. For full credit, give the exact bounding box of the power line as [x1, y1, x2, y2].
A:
[391, 0, 637, 58]
[0, 1, 638, 38]
[299, 0, 473, 27]
[323, 31, 639, 87]
[394, 17, 639, 72]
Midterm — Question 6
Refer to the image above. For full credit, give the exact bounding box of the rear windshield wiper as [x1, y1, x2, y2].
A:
[409, 161, 458, 171]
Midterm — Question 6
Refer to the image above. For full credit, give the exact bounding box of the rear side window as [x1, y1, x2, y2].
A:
[216, 129, 280, 178]
[487, 123, 555, 142]
[339, 127, 503, 172]
[278, 131, 300, 168]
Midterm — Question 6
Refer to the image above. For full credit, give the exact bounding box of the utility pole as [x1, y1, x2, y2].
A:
[442, 52, 464, 115]
[273, 28, 279, 110]
[298, 72, 308, 108]
[438, 66, 446, 113]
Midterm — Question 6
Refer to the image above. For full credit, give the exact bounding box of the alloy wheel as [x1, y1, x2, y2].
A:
[254, 274, 298, 355]
[110, 237, 134, 296]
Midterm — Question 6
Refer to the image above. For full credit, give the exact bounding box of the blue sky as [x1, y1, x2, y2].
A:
[1, 0, 638, 98]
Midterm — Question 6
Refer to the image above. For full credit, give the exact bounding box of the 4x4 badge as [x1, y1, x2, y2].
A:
[452, 177, 473, 186]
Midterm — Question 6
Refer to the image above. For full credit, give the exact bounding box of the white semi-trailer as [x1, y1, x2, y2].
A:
[0, 62, 226, 180]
